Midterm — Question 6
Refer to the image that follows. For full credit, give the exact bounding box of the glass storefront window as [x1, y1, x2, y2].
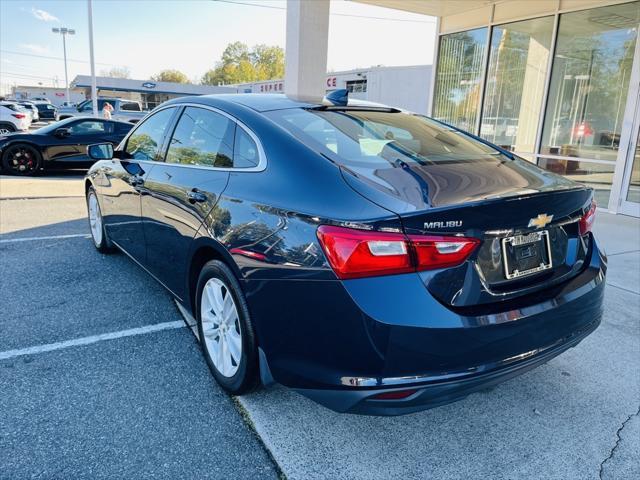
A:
[540, 2, 640, 162]
[480, 16, 554, 153]
[432, 28, 488, 133]
[538, 157, 615, 205]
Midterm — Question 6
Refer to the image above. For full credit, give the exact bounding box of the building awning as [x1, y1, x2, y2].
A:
[71, 75, 237, 96]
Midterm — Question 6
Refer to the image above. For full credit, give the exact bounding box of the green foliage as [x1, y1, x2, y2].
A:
[201, 42, 285, 85]
[151, 69, 189, 84]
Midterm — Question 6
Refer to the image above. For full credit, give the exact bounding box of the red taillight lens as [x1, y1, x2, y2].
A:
[316, 226, 413, 279]
[12, 113, 26, 119]
[579, 200, 596, 235]
[316, 225, 479, 279]
[409, 235, 480, 270]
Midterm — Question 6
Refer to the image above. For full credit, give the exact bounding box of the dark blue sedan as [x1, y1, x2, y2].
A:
[84, 93, 605, 415]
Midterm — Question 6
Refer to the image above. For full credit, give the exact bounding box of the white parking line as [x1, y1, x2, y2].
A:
[0, 321, 186, 361]
[0, 233, 90, 243]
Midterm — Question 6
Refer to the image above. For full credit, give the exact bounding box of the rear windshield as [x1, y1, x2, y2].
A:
[266, 109, 499, 169]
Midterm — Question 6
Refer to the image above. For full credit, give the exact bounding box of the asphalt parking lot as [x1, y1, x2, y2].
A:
[1, 173, 639, 479]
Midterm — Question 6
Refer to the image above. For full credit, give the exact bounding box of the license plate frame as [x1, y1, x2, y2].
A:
[501, 230, 552, 280]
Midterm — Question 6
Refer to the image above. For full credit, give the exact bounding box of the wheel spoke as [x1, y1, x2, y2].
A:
[213, 285, 225, 313]
[227, 329, 241, 364]
[215, 336, 225, 371]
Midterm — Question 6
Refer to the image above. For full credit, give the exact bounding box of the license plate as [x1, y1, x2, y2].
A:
[502, 231, 552, 280]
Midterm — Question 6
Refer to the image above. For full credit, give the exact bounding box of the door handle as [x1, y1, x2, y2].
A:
[187, 189, 207, 203]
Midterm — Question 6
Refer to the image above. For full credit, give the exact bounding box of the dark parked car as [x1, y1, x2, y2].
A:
[35, 102, 58, 121]
[84, 93, 605, 415]
[0, 117, 133, 175]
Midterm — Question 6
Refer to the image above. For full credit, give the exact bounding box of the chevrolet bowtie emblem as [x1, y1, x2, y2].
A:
[528, 213, 553, 229]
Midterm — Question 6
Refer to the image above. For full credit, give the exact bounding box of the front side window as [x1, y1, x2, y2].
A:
[165, 107, 234, 167]
[68, 120, 112, 135]
[125, 107, 176, 161]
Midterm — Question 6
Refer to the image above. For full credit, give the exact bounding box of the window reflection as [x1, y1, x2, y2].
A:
[541, 2, 640, 161]
[481, 16, 554, 153]
[433, 28, 488, 133]
[538, 157, 614, 205]
[166, 107, 234, 167]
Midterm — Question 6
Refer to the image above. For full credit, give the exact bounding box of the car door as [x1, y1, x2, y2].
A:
[141, 106, 236, 299]
[44, 119, 117, 167]
[100, 107, 179, 263]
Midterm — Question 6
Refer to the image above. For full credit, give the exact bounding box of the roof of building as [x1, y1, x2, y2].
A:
[71, 75, 238, 96]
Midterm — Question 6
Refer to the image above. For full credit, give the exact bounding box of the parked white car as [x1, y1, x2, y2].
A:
[0, 102, 31, 134]
[18, 102, 40, 122]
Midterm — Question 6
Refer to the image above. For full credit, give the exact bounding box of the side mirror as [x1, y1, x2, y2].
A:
[54, 127, 70, 138]
[88, 143, 114, 160]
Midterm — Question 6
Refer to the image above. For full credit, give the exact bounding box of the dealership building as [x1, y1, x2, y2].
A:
[235, 65, 432, 114]
[287, 0, 640, 217]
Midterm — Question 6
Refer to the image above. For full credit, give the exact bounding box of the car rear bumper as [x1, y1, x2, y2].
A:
[296, 315, 600, 415]
[249, 237, 606, 415]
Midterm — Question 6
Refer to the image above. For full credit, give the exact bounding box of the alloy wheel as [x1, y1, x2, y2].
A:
[5, 146, 36, 174]
[200, 278, 242, 378]
[0, 127, 12, 135]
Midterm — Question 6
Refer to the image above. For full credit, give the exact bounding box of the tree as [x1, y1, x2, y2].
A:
[151, 69, 189, 84]
[100, 66, 131, 78]
[252, 44, 285, 80]
[201, 42, 284, 85]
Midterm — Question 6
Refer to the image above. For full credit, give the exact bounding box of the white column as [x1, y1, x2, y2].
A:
[285, 0, 330, 101]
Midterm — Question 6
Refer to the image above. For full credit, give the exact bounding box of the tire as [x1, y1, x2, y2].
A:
[1, 143, 41, 176]
[86, 186, 115, 253]
[0, 123, 16, 135]
[196, 260, 259, 395]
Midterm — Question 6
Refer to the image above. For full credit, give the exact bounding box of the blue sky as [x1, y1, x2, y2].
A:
[0, 0, 435, 92]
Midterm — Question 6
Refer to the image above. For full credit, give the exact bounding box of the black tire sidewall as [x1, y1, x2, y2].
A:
[2, 143, 41, 176]
[196, 260, 258, 394]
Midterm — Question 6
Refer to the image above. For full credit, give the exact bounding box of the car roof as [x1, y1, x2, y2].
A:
[163, 93, 394, 113]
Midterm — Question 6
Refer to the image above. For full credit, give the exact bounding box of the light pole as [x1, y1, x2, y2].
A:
[87, 0, 98, 116]
[52, 27, 75, 104]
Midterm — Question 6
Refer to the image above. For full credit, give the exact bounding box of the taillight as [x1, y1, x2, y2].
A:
[410, 234, 480, 270]
[579, 200, 596, 235]
[12, 113, 26, 119]
[316, 225, 479, 279]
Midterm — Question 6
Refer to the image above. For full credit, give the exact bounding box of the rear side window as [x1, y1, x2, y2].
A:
[125, 107, 176, 161]
[266, 109, 499, 170]
[233, 126, 259, 168]
[165, 107, 234, 167]
[121, 102, 141, 111]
